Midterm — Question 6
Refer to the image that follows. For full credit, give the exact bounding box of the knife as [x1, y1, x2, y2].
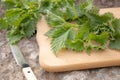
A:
[10, 44, 37, 80]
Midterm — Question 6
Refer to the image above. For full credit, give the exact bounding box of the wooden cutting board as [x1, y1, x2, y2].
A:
[36, 8, 120, 72]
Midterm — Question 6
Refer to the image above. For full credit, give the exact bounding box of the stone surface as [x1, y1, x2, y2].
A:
[94, 0, 120, 8]
[0, 0, 120, 80]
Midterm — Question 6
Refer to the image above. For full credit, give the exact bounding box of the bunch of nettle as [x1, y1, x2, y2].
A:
[0, 0, 120, 54]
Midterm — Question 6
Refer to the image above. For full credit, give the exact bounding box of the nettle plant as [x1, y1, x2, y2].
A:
[0, 0, 41, 44]
[0, 0, 120, 54]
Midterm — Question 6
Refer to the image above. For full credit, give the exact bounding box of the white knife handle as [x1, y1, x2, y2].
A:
[22, 67, 37, 80]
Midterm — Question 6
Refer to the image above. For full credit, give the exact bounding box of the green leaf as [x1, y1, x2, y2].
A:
[88, 32, 109, 45]
[86, 12, 114, 28]
[45, 0, 120, 54]
[85, 0, 94, 11]
[45, 25, 67, 38]
[0, 18, 9, 29]
[24, 20, 36, 38]
[76, 22, 90, 40]
[46, 11, 66, 27]
[51, 29, 71, 54]
[68, 28, 76, 40]
[109, 37, 120, 50]
[5, 8, 24, 26]
[1, 0, 16, 9]
[110, 18, 120, 36]
[65, 6, 79, 20]
[8, 32, 24, 44]
[66, 39, 84, 52]
[1, 0, 120, 54]
[86, 45, 92, 54]
[1, 0, 41, 45]
[85, 40, 93, 54]
[39, 0, 52, 14]
[14, 13, 29, 27]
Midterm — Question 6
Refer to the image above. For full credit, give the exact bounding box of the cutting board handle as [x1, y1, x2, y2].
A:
[22, 67, 37, 80]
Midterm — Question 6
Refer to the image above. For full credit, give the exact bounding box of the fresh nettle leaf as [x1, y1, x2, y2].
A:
[1, 0, 41, 44]
[45, 26, 68, 38]
[51, 29, 72, 54]
[109, 37, 120, 50]
[46, 10, 66, 26]
[1, 0, 17, 9]
[88, 32, 109, 45]
[66, 39, 84, 52]
[1, 0, 120, 54]
[45, 0, 120, 54]
[8, 30, 24, 44]
[23, 19, 36, 38]
[0, 18, 8, 29]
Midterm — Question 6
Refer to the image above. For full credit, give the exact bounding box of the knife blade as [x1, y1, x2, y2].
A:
[10, 44, 37, 80]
